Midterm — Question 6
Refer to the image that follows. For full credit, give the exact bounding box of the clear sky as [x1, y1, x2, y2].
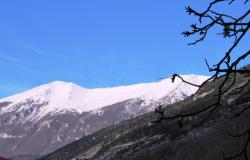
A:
[0, 0, 249, 98]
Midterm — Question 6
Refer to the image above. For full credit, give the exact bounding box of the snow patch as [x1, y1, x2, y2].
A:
[0, 133, 24, 139]
[193, 89, 214, 101]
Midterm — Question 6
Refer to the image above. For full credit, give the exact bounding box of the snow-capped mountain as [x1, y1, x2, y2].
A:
[0, 75, 208, 158]
[0, 75, 207, 120]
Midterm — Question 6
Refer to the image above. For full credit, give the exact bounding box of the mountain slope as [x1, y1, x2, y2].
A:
[39, 74, 250, 160]
[0, 75, 207, 158]
[0, 75, 207, 120]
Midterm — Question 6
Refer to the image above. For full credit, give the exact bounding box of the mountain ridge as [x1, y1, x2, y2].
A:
[0, 74, 208, 158]
[0, 75, 208, 120]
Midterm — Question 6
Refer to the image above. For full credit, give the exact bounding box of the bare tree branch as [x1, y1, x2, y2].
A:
[155, 0, 250, 159]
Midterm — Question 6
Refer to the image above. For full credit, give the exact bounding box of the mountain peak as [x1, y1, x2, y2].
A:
[48, 80, 73, 85]
[0, 75, 209, 120]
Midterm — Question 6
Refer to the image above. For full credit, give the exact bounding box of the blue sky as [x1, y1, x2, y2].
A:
[0, 0, 249, 98]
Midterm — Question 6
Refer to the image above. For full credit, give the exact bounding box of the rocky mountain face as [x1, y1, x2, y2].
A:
[39, 73, 250, 160]
[0, 75, 207, 159]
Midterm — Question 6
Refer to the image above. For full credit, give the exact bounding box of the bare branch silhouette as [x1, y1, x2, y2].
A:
[155, 0, 250, 159]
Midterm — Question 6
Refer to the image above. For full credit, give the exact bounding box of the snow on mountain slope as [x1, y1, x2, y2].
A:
[0, 75, 209, 157]
[0, 75, 208, 119]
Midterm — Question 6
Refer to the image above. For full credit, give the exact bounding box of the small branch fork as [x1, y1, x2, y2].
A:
[155, 0, 250, 159]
